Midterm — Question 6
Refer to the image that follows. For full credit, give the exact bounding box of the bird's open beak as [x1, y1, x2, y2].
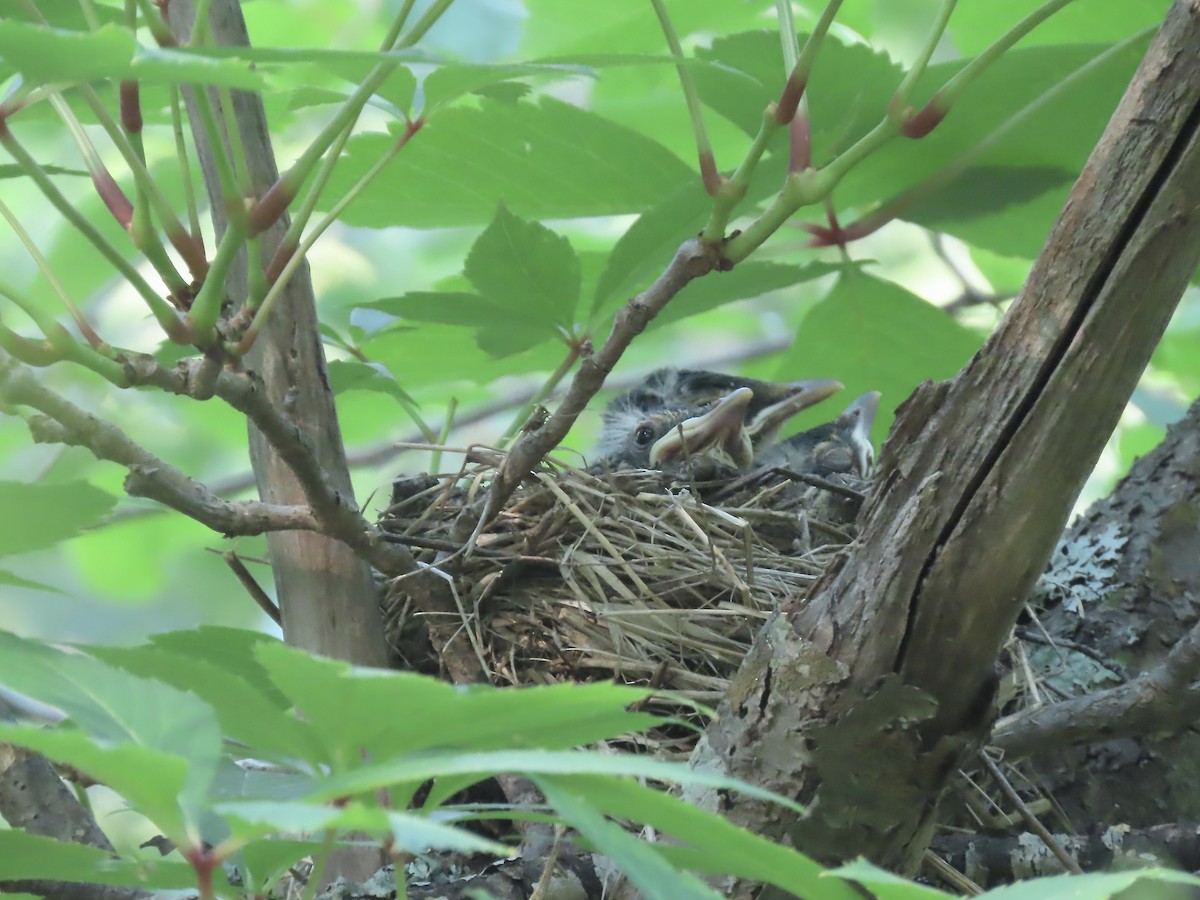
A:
[649, 387, 754, 468]
[836, 391, 882, 475]
[746, 378, 843, 447]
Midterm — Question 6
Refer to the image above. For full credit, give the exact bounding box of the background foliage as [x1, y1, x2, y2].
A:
[1, 0, 1199, 893]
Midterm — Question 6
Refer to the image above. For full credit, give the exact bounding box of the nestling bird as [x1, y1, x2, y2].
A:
[608, 368, 843, 457]
[592, 387, 755, 471]
[756, 391, 881, 478]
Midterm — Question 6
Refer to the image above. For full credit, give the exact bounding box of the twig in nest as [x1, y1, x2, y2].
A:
[979, 750, 1083, 875]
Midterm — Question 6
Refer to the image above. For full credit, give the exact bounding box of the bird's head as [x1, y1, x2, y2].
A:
[593, 387, 754, 471]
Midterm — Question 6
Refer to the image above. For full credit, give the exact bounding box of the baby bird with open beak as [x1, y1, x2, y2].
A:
[756, 391, 881, 478]
[608, 368, 843, 460]
[592, 387, 755, 472]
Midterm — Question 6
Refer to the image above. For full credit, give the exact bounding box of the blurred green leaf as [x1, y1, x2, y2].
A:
[653, 261, 842, 330]
[326, 98, 694, 228]
[85, 641, 324, 767]
[0, 631, 221, 837]
[0, 830, 206, 888]
[328, 359, 422, 413]
[0, 480, 117, 557]
[0, 568, 64, 592]
[217, 799, 509, 855]
[830, 859, 951, 898]
[255, 642, 659, 766]
[975, 870, 1200, 899]
[239, 838, 325, 893]
[949, 1, 1169, 54]
[0, 724, 193, 841]
[0, 164, 88, 179]
[536, 776, 722, 900]
[0, 22, 262, 88]
[555, 775, 856, 900]
[776, 269, 983, 440]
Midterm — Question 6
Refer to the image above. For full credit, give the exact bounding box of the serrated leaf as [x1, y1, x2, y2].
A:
[0, 480, 117, 557]
[326, 98, 694, 228]
[364, 290, 510, 327]
[0, 632, 221, 836]
[308, 748, 805, 813]
[256, 642, 658, 766]
[0, 829, 206, 888]
[0, 22, 261, 88]
[0, 724, 193, 840]
[536, 777, 721, 900]
[327, 359, 420, 411]
[422, 61, 590, 111]
[217, 800, 508, 855]
[653, 261, 842, 330]
[978, 870, 1200, 900]
[465, 202, 581, 329]
[557, 776, 855, 900]
[85, 643, 325, 767]
[776, 269, 982, 439]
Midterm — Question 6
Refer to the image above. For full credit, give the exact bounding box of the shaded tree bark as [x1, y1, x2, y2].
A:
[687, 0, 1200, 888]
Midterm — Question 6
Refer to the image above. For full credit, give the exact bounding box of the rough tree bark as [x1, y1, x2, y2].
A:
[685, 0, 1200, 889]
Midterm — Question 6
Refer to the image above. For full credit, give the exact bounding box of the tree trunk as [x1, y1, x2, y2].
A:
[688, 0, 1200, 886]
[166, 0, 389, 669]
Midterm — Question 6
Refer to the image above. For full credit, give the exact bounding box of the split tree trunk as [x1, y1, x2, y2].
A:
[688, 0, 1200, 887]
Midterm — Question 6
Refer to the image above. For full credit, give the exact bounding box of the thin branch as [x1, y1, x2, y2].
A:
[992, 615, 1200, 757]
[474, 238, 723, 535]
[106, 333, 793, 524]
[978, 751, 1083, 875]
[0, 357, 319, 537]
[121, 355, 419, 576]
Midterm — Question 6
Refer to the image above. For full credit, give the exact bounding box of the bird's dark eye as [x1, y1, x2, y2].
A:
[634, 423, 655, 445]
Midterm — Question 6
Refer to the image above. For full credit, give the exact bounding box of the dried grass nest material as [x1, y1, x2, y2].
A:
[379, 448, 870, 710]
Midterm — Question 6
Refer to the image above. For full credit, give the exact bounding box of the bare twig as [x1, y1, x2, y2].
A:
[979, 751, 1083, 874]
[222, 550, 283, 625]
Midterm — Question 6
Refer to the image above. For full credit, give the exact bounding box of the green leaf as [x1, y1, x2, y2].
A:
[558, 775, 856, 900]
[0, 829, 206, 888]
[653, 261, 842, 330]
[423, 61, 590, 111]
[0, 22, 262, 88]
[830, 858, 951, 898]
[949, 1, 1170, 54]
[0, 632, 221, 837]
[0, 724, 193, 841]
[217, 800, 509, 855]
[776, 269, 983, 439]
[0, 568, 64, 593]
[308, 748, 805, 813]
[592, 180, 713, 317]
[256, 642, 659, 765]
[977, 869, 1200, 899]
[240, 838, 325, 893]
[327, 359, 421, 412]
[0, 480, 117, 557]
[536, 776, 722, 900]
[363, 290, 506, 326]
[465, 202, 581, 329]
[84, 642, 325, 767]
[326, 98, 694, 228]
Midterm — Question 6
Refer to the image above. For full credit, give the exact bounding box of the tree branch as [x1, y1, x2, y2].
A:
[477, 238, 723, 532]
[993, 615, 1200, 757]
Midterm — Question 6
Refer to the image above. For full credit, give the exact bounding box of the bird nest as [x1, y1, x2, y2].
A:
[379, 447, 867, 740]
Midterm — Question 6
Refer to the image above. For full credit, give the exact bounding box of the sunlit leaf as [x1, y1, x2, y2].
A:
[776, 269, 983, 439]
[0, 829, 207, 888]
[326, 98, 693, 228]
